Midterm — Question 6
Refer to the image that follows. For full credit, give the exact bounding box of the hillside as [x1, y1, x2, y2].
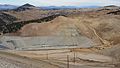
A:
[0, 12, 17, 33]
[0, 5, 120, 68]
[0, 4, 120, 46]
[17, 11, 120, 45]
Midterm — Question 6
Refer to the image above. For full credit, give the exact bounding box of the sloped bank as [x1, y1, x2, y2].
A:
[0, 35, 93, 50]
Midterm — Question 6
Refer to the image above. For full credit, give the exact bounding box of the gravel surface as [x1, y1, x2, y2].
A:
[0, 57, 32, 68]
[0, 51, 59, 68]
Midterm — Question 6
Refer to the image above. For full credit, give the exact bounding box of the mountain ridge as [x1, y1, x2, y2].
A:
[0, 4, 17, 10]
[0, 3, 120, 10]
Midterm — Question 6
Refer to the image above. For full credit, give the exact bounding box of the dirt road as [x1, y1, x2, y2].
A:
[0, 51, 59, 68]
[4, 49, 114, 68]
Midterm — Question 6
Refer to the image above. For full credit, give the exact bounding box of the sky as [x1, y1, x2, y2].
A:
[0, 0, 120, 6]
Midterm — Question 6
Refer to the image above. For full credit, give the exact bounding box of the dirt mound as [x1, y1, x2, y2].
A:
[19, 23, 55, 36]
[19, 16, 74, 36]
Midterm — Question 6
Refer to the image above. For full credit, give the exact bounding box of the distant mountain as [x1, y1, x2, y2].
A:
[40, 6, 100, 10]
[104, 5, 119, 7]
[80, 6, 100, 8]
[15, 3, 38, 11]
[0, 4, 17, 10]
[103, 5, 120, 10]
[0, 4, 100, 10]
[40, 6, 78, 10]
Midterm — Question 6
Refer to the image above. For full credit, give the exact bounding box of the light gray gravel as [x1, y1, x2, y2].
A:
[0, 57, 33, 68]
